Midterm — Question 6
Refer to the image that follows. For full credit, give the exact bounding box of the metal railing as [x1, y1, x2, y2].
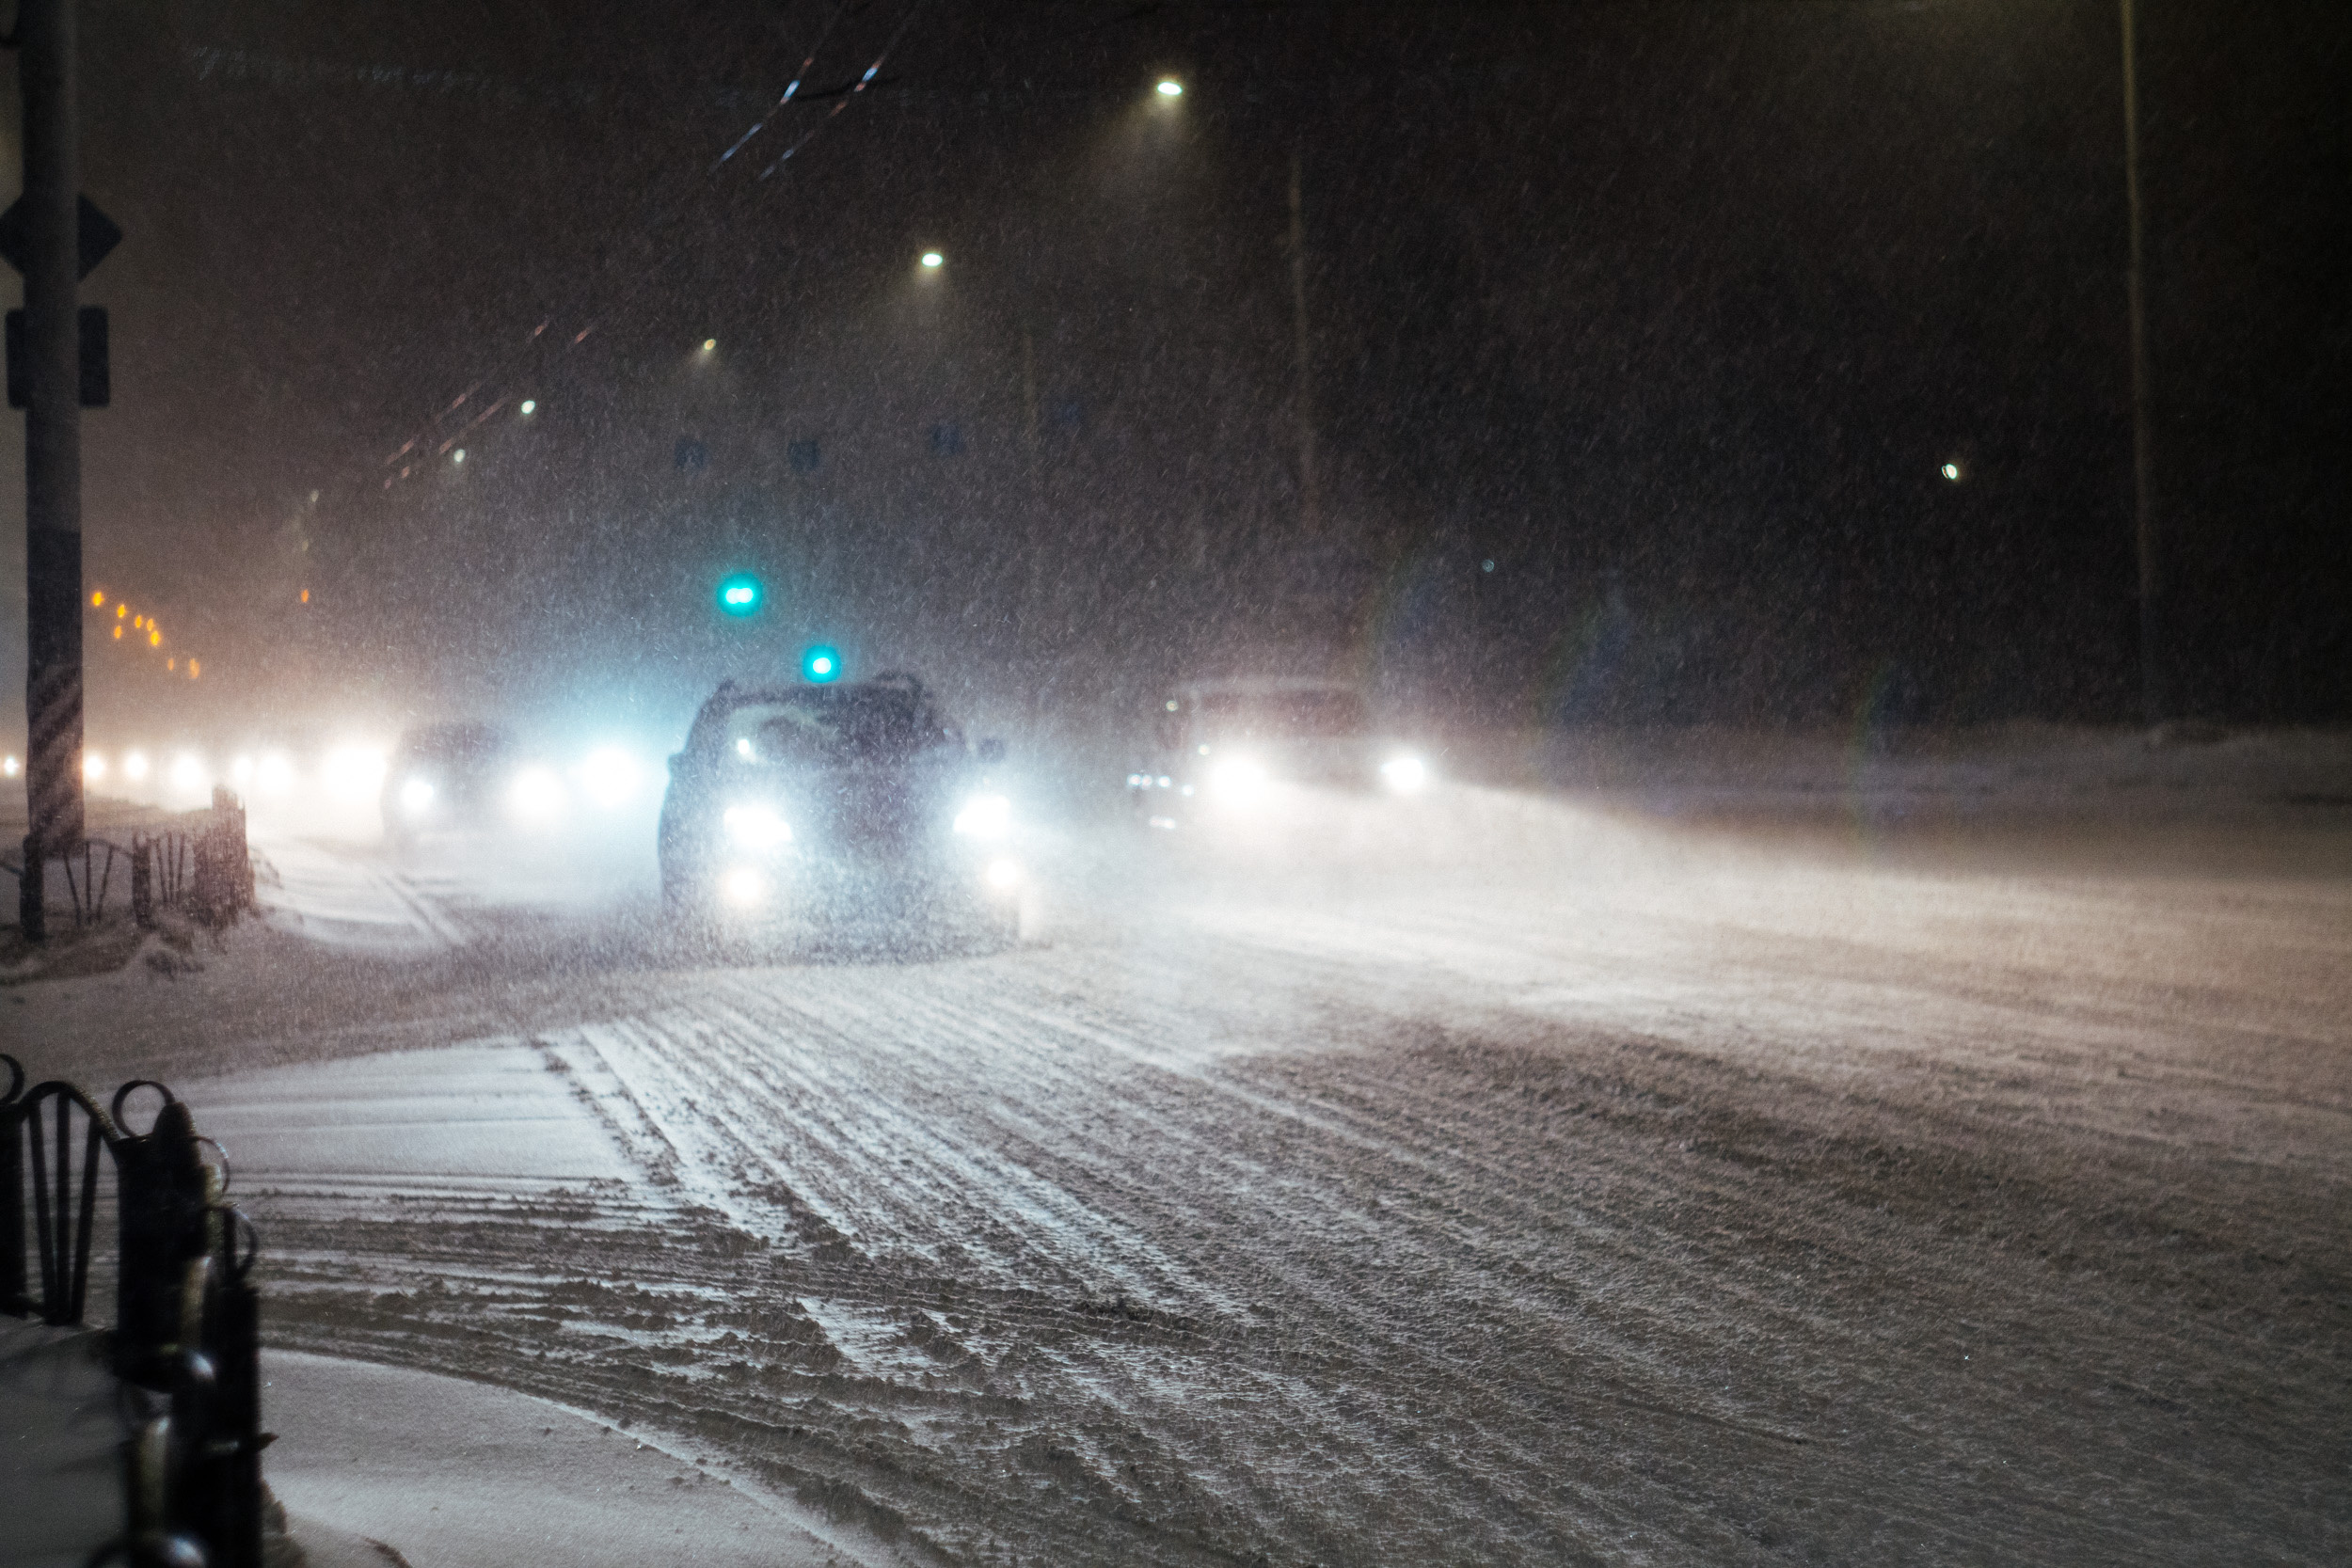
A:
[2, 1053, 266, 1568]
[3, 790, 253, 934]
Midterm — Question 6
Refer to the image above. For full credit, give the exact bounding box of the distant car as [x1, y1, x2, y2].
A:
[1127, 676, 1433, 828]
[657, 673, 1020, 946]
[382, 721, 516, 847]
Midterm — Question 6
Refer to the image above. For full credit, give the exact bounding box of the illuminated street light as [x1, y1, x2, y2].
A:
[112, 625, 121, 641]
[453, 448, 466, 465]
[84, 752, 106, 782]
[124, 751, 150, 782]
[188, 660, 200, 679]
[149, 628, 161, 647]
[920, 251, 944, 270]
[701, 338, 717, 352]
[1942, 461, 1963, 482]
[1156, 78, 1183, 98]
[519, 399, 536, 415]
[90, 590, 103, 607]
[803, 644, 842, 683]
[2, 755, 16, 777]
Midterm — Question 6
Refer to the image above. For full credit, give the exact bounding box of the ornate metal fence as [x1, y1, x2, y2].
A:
[2, 788, 252, 934]
[1, 1053, 265, 1568]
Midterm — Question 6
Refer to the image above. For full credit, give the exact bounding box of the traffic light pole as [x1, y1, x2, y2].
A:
[16, 0, 87, 940]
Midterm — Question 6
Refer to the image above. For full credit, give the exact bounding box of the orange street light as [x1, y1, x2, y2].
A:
[90, 590, 103, 607]
[112, 625, 122, 640]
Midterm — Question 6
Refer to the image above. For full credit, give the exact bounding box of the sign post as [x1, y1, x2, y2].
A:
[7, 0, 117, 941]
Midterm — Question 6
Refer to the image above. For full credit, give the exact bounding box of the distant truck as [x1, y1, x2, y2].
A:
[1126, 676, 1433, 829]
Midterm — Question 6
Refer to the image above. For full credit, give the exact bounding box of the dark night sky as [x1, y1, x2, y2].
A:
[2, 0, 2345, 750]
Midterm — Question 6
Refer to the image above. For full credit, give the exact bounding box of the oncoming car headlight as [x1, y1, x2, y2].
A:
[723, 803, 792, 849]
[1379, 754, 1430, 794]
[1207, 755, 1269, 802]
[953, 793, 1011, 840]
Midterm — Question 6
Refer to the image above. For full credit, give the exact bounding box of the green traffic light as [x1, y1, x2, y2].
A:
[717, 573, 762, 615]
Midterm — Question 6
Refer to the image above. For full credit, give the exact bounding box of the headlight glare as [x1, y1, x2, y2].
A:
[1379, 754, 1430, 794]
[723, 803, 792, 849]
[953, 793, 1011, 840]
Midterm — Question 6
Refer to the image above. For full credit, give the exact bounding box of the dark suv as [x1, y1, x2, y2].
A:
[657, 674, 1019, 945]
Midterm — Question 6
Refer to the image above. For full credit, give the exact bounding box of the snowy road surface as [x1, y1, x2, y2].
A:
[13, 776, 2350, 1564]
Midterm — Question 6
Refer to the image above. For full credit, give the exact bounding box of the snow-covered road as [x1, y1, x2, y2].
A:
[14, 780, 2350, 1564]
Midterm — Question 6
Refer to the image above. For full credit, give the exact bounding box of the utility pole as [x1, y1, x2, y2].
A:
[2121, 0, 2164, 723]
[16, 0, 86, 940]
[1287, 147, 1320, 535]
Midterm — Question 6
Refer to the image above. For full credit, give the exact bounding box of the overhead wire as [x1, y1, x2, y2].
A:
[373, 0, 914, 495]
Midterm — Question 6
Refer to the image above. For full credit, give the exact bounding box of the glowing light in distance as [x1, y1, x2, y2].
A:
[453, 449, 466, 464]
[90, 591, 103, 607]
[954, 793, 1011, 840]
[1156, 78, 1183, 98]
[985, 857, 1022, 891]
[506, 765, 566, 825]
[701, 338, 718, 352]
[721, 868, 767, 907]
[149, 629, 161, 647]
[84, 752, 107, 782]
[919, 251, 943, 269]
[519, 400, 536, 415]
[2, 755, 16, 777]
[717, 574, 762, 615]
[321, 745, 389, 803]
[735, 736, 755, 761]
[723, 803, 792, 849]
[116, 604, 126, 617]
[1380, 754, 1430, 794]
[574, 747, 640, 808]
[170, 753, 205, 792]
[230, 755, 254, 785]
[112, 626, 122, 641]
[167, 659, 175, 673]
[802, 645, 841, 683]
[399, 777, 436, 816]
[123, 751, 151, 782]
[188, 660, 200, 679]
[1208, 755, 1269, 803]
[1942, 462, 1963, 482]
[300, 589, 310, 605]
[255, 752, 294, 798]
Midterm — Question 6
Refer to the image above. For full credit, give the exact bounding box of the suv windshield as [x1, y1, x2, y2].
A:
[716, 688, 957, 765]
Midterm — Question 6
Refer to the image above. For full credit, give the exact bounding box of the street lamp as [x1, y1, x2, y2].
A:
[1155, 78, 1183, 99]
[919, 251, 944, 270]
